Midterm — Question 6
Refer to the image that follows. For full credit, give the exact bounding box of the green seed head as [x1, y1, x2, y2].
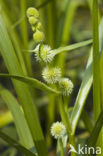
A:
[33, 31, 44, 43]
[51, 122, 66, 139]
[26, 7, 39, 18]
[59, 78, 73, 96]
[42, 67, 61, 84]
[28, 16, 38, 25]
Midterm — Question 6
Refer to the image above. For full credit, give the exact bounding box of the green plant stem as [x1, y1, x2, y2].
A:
[20, 0, 32, 75]
[92, 0, 102, 155]
[92, 0, 101, 125]
[46, 0, 57, 48]
[46, 94, 56, 146]
[58, 138, 64, 156]
[59, 96, 76, 156]
[57, 0, 79, 72]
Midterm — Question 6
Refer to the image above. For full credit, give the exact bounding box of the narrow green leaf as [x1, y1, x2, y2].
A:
[81, 110, 93, 133]
[0, 130, 36, 156]
[27, 39, 92, 57]
[0, 16, 48, 156]
[71, 63, 93, 135]
[92, 0, 100, 122]
[0, 74, 59, 94]
[51, 39, 92, 56]
[57, 135, 68, 156]
[86, 111, 103, 156]
[71, 19, 103, 135]
[0, 87, 34, 149]
[57, 0, 80, 70]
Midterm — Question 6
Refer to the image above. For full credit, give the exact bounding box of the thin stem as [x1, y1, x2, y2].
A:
[58, 138, 64, 156]
[92, 0, 103, 154]
[92, 0, 100, 122]
[59, 96, 76, 156]
[20, 0, 32, 76]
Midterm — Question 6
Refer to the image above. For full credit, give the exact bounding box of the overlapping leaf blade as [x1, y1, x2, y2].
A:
[0, 16, 48, 156]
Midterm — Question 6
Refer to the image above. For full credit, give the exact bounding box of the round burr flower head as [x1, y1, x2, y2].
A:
[59, 78, 73, 96]
[26, 7, 39, 18]
[28, 16, 38, 25]
[42, 67, 61, 84]
[34, 44, 54, 63]
[51, 122, 66, 139]
[33, 30, 44, 43]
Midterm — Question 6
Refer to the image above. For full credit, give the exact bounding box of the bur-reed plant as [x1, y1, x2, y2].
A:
[0, 0, 103, 156]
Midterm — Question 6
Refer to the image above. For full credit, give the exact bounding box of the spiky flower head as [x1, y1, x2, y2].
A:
[28, 16, 38, 25]
[33, 30, 44, 43]
[42, 67, 61, 84]
[26, 7, 39, 18]
[59, 78, 73, 96]
[51, 122, 66, 139]
[34, 44, 54, 63]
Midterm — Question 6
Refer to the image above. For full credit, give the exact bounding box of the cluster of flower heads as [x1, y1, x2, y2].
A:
[27, 7, 74, 140]
[27, 7, 54, 64]
[27, 7, 44, 43]
[26, 7, 74, 97]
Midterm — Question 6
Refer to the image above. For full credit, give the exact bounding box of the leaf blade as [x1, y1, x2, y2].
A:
[0, 130, 36, 156]
[0, 74, 59, 94]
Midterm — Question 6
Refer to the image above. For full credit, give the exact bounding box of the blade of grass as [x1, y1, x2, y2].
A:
[46, 0, 57, 48]
[0, 74, 59, 94]
[20, 0, 32, 75]
[26, 39, 92, 56]
[71, 18, 103, 135]
[92, 0, 102, 153]
[0, 130, 36, 156]
[0, 16, 48, 156]
[86, 111, 103, 156]
[57, 0, 80, 71]
[51, 39, 92, 56]
[81, 110, 93, 133]
[0, 2, 28, 75]
[71, 63, 93, 135]
[0, 86, 34, 150]
[92, 0, 100, 122]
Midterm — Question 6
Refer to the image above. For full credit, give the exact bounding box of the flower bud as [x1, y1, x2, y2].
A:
[59, 78, 73, 96]
[32, 26, 36, 32]
[42, 67, 61, 84]
[51, 122, 66, 139]
[28, 16, 38, 25]
[26, 7, 39, 18]
[33, 30, 44, 43]
[36, 22, 42, 30]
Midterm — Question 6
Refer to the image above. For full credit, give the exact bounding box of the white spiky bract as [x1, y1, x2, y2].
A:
[34, 44, 55, 63]
[51, 122, 66, 139]
[42, 67, 61, 84]
[59, 78, 73, 96]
